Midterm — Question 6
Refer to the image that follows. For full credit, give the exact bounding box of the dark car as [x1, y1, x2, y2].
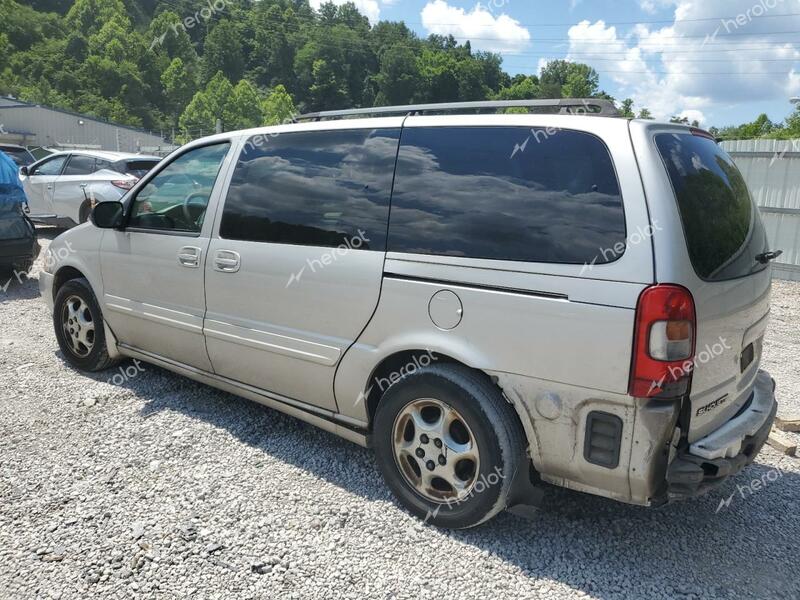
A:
[0, 192, 39, 277]
[0, 150, 39, 277]
[0, 144, 36, 168]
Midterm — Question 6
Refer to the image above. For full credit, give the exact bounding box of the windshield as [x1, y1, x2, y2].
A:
[655, 132, 770, 281]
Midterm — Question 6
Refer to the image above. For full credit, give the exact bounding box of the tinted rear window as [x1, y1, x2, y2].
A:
[388, 126, 626, 264]
[221, 129, 400, 250]
[118, 160, 159, 178]
[655, 133, 769, 281]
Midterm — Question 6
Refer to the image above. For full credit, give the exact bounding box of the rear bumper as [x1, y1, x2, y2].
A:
[666, 370, 777, 499]
[0, 237, 38, 264]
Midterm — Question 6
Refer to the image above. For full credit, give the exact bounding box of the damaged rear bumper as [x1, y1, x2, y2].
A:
[666, 370, 777, 499]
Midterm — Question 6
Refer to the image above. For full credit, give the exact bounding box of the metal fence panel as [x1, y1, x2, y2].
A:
[722, 139, 800, 280]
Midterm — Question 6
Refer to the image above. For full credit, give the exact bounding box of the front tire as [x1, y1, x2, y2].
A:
[373, 364, 526, 529]
[53, 278, 118, 372]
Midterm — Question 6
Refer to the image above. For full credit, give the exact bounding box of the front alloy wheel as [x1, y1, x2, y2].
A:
[61, 295, 96, 358]
[53, 277, 118, 372]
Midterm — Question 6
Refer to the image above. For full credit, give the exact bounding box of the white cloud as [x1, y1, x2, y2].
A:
[564, 1, 800, 122]
[420, 0, 531, 54]
[677, 109, 707, 125]
[309, 0, 381, 23]
[638, 0, 678, 15]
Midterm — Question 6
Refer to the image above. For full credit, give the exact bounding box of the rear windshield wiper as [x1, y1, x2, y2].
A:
[755, 250, 783, 264]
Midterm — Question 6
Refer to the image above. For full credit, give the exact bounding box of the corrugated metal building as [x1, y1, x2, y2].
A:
[722, 139, 800, 281]
[0, 96, 173, 154]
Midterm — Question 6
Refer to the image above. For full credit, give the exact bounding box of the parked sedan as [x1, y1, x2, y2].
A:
[20, 151, 160, 226]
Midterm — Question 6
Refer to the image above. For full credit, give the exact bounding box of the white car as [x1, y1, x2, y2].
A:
[20, 150, 160, 226]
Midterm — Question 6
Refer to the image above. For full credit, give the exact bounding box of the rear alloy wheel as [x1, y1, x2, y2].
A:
[374, 364, 526, 529]
[392, 398, 480, 503]
[53, 278, 118, 372]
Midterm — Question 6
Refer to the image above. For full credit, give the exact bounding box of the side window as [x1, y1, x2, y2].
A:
[31, 156, 67, 176]
[388, 127, 627, 265]
[63, 155, 97, 176]
[220, 129, 401, 250]
[128, 143, 230, 233]
[94, 159, 113, 172]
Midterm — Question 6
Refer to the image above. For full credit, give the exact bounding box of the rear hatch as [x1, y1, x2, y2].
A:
[653, 130, 773, 443]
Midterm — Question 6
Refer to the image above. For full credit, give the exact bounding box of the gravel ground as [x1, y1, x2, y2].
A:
[0, 233, 798, 600]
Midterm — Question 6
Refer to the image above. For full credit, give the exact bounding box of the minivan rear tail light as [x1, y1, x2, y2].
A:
[629, 285, 696, 398]
[111, 179, 135, 190]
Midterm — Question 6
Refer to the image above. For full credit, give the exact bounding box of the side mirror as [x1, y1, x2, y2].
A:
[91, 201, 125, 229]
[19, 166, 29, 176]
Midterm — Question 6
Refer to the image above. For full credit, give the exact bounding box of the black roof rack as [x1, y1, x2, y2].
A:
[297, 98, 619, 122]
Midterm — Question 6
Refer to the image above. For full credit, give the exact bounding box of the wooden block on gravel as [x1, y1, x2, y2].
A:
[767, 427, 797, 456]
[775, 415, 800, 433]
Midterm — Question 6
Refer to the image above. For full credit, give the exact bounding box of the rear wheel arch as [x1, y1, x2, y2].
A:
[365, 351, 519, 432]
[365, 350, 458, 427]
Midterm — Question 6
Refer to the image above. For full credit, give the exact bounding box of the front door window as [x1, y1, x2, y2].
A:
[128, 144, 230, 233]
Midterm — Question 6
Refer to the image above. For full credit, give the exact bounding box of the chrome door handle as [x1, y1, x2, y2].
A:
[178, 246, 202, 268]
[79, 183, 88, 189]
[214, 250, 241, 273]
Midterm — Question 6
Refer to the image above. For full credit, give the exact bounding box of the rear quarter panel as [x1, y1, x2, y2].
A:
[335, 114, 656, 502]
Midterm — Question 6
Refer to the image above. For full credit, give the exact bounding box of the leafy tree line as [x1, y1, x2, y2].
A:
[2, 0, 798, 141]
[0, 0, 618, 140]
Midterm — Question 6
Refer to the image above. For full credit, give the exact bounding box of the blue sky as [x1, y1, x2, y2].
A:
[312, 0, 800, 128]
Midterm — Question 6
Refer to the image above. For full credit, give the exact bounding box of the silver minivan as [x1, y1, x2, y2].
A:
[40, 100, 781, 528]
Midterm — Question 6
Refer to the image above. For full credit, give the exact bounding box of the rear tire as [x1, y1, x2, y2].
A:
[53, 277, 119, 372]
[373, 363, 526, 529]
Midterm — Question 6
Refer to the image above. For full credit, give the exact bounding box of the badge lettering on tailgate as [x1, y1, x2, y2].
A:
[696, 394, 730, 417]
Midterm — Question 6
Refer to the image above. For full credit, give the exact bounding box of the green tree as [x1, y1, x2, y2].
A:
[146, 10, 198, 68]
[564, 65, 599, 97]
[619, 98, 635, 118]
[202, 20, 245, 84]
[65, 0, 126, 36]
[161, 58, 197, 127]
[539, 60, 599, 98]
[249, 3, 295, 89]
[782, 106, 800, 138]
[374, 44, 419, 105]
[495, 76, 539, 100]
[671, 116, 700, 127]
[224, 80, 264, 130]
[179, 71, 234, 136]
[638, 107, 654, 120]
[309, 58, 349, 110]
[262, 84, 297, 125]
[417, 49, 459, 103]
